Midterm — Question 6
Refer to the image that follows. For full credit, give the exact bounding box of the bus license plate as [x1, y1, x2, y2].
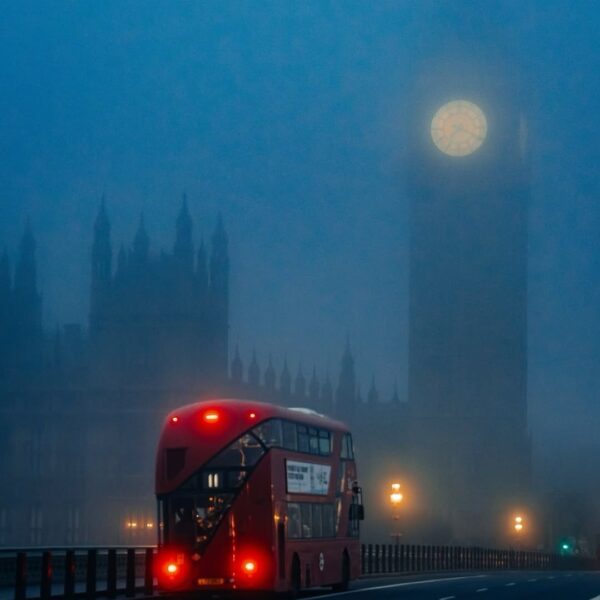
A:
[198, 578, 225, 586]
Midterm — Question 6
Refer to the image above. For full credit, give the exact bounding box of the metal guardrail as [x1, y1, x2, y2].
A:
[359, 543, 598, 574]
[0, 544, 597, 600]
[0, 548, 154, 600]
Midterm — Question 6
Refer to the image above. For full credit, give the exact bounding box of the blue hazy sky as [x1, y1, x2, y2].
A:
[1, 1, 600, 483]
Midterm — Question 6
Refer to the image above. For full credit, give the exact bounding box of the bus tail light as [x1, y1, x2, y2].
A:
[242, 559, 257, 576]
[157, 551, 188, 589]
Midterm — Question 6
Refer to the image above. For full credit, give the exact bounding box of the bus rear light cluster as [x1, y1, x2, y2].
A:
[242, 560, 257, 576]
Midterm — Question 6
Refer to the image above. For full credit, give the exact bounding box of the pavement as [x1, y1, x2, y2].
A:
[302, 571, 600, 600]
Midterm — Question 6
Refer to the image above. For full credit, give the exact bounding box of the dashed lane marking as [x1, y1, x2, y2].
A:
[312, 575, 486, 599]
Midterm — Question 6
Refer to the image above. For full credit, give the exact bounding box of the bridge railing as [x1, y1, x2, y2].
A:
[0, 547, 154, 600]
[0, 543, 597, 600]
[359, 543, 598, 575]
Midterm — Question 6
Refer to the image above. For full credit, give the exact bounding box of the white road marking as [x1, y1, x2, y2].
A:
[587, 595, 600, 600]
[438, 597, 455, 600]
[476, 588, 488, 592]
[312, 575, 486, 599]
[505, 582, 516, 586]
[528, 578, 537, 582]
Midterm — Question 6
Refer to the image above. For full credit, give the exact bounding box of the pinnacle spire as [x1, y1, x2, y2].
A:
[174, 194, 193, 269]
[231, 343, 243, 383]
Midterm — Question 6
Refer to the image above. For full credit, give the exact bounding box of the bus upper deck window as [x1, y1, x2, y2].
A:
[282, 422, 297, 450]
[297, 426, 309, 453]
[253, 419, 283, 447]
[341, 434, 354, 459]
[318, 430, 331, 455]
[309, 428, 320, 454]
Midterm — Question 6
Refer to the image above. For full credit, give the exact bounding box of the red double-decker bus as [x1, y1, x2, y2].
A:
[155, 399, 364, 595]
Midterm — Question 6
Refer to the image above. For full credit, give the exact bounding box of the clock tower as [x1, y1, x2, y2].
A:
[406, 56, 531, 544]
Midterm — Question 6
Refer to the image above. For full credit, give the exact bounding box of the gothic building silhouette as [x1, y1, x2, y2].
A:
[0, 201, 405, 546]
[0, 198, 532, 547]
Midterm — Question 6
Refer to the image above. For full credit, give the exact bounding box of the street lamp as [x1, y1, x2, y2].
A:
[389, 482, 403, 544]
[513, 515, 524, 533]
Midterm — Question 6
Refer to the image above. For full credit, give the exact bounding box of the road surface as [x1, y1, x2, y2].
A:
[304, 571, 600, 599]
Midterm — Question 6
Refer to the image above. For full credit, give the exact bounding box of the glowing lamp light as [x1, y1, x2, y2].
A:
[390, 482, 403, 506]
[203, 410, 220, 424]
[242, 560, 257, 574]
[249, 412, 257, 420]
[166, 563, 178, 575]
[146, 522, 154, 529]
[171, 416, 179, 424]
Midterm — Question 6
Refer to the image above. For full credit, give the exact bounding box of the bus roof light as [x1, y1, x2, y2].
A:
[203, 410, 220, 423]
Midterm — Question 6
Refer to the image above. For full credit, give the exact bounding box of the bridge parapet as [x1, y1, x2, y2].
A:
[0, 544, 597, 600]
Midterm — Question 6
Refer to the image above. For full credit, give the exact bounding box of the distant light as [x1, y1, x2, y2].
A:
[146, 522, 154, 529]
[130, 522, 138, 528]
[203, 410, 220, 423]
[391, 483, 401, 492]
[515, 516, 523, 524]
[562, 543, 570, 550]
[166, 563, 178, 575]
[249, 412, 257, 420]
[171, 416, 179, 424]
[514, 523, 523, 532]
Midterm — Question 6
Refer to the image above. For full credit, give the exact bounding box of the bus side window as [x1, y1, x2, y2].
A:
[337, 461, 346, 493]
[311, 504, 323, 537]
[287, 503, 302, 538]
[322, 504, 335, 537]
[335, 498, 342, 534]
[253, 419, 283, 447]
[282, 422, 297, 450]
[300, 503, 312, 538]
[308, 427, 319, 454]
[297, 426, 309, 453]
[340, 434, 354, 459]
[318, 430, 331, 455]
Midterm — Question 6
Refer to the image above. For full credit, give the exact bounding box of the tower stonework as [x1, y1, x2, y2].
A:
[88, 202, 229, 389]
[407, 56, 531, 544]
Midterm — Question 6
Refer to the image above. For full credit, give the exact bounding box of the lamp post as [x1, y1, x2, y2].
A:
[512, 515, 525, 553]
[390, 482, 403, 545]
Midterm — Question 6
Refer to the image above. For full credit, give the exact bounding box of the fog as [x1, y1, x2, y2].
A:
[1, 1, 599, 548]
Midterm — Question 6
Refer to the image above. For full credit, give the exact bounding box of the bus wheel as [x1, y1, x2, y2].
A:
[332, 552, 349, 592]
[290, 554, 301, 598]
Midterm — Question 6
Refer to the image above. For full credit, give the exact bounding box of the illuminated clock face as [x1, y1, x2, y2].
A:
[430, 100, 487, 157]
